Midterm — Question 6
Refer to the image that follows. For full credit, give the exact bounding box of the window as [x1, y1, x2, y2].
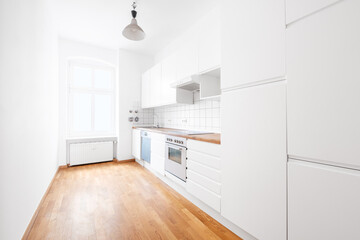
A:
[68, 61, 115, 136]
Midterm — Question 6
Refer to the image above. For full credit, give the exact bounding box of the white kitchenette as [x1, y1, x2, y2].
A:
[131, 1, 360, 240]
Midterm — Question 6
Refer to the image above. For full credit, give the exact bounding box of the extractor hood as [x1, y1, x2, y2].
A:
[170, 68, 221, 99]
[170, 75, 200, 91]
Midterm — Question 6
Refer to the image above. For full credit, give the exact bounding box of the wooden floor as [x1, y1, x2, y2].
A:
[25, 162, 241, 240]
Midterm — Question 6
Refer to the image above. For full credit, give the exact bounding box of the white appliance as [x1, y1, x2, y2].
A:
[170, 68, 221, 98]
[171, 75, 200, 91]
[165, 135, 187, 182]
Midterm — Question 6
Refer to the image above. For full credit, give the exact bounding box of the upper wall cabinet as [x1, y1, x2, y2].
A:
[161, 54, 177, 105]
[287, 0, 360, 169]
[175, 36, 198, 81]
[150, 63, 162, 107]
[286, 0, 341, 24]
[141, 70, 151, 108]
[198, 8, 221, 74]
[141, 61, 193, 109]
[221, 0, 285, 90]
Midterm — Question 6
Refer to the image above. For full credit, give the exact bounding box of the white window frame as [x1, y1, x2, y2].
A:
[67, 59, 116, 137]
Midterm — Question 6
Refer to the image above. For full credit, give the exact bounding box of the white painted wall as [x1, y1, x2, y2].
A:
[154, 6, 219, 64]
[57, 39, 153, 164]
[117, 50, 153, 160]
[0, 0, 59, 239]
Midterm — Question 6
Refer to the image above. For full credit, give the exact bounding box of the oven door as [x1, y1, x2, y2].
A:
[165, 143, 187, 182]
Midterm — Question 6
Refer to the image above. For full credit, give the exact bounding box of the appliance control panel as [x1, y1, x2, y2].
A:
[165, 135, 187, 147]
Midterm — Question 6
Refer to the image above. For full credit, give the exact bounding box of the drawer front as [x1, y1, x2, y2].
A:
[186, 179, 221, 212]
[188, 139, 221, 157]
[187, 160, 221, 183]
[151, 132, 165, 142]
[187, 170, 221, 195]
[187, 150, 220, 170]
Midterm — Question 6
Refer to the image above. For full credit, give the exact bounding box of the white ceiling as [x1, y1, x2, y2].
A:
[54, 0, 218, 56]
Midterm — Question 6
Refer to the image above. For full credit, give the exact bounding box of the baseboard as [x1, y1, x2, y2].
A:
[113, 158, 135, 163]
[59, 164, 68, 169]
[22, 167, 60, 240]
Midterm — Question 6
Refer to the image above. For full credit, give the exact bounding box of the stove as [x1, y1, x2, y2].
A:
[165, 135, 187, 182]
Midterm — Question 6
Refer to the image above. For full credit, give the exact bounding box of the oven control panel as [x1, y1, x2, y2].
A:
[166, 135, 187, 147]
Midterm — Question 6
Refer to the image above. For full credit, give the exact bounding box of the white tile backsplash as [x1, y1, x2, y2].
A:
[131, 101, 154, 126]
[153, 92, 221, 133]
[130, 92, 221, 133]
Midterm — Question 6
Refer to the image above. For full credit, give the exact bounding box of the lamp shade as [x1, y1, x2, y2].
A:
[122, 18, 145, 41]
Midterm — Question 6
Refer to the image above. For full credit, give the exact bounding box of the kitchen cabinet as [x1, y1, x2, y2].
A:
[199, 69, 221, 99]
[221, 0, 285, 90]
[141, 70, 151, 108]
[288, 160, 360, 240]
[286, 0, 341, 24]
[175, 36, 198, 82]
[221, 83, 287, 240]
[132, 129, 141, 160]
[142, 60, 193, 108]
[150, 63, 162, 107]
[198, 8, 221, 74]
[287, 0, 360, 170]
[186, 140, 221, 212]
[161, 54, 177, 105]
[150, 132, 165, 175]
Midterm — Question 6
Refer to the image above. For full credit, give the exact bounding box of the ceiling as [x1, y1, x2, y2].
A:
[54, 0, 218, 56]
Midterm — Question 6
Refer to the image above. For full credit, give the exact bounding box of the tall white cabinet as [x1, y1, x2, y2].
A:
[221, 0, 287, 239]
[286, 0, 341, 24]
[286, 1, 360, 239]
[221, 0, 285, 90]
[287, 0, 360, 170]
[221, 83, 287, 240]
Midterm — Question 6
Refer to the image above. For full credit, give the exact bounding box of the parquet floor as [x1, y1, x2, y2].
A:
[25, 162, 241, 240]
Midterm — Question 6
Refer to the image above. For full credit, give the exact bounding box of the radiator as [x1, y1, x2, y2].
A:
[69, 141, 114, 166]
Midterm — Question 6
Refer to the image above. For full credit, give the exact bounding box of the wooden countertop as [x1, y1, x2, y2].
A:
[133, 127, 221, 145]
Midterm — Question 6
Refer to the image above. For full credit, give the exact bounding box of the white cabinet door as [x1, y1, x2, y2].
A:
[287, 0, 360, 170]
[141, 70, 151, 108]
[286, 0, 341, 24]
[150, 63, 162, 107]
[288, 160, 360, 240]
[221, 83, 287, 240]
[176, 37, 198, 81]
[161, 54, 177, 105]
[221, 0, 285, 89]
[150, 132, 165, 175]
[198, 8, 221, 73]
[132, 129, 141, 160]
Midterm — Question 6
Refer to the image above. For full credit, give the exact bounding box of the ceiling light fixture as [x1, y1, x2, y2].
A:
[122, 1, 145, 41]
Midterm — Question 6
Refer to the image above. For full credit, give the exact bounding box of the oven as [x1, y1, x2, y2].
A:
[165, 135, 187, 182]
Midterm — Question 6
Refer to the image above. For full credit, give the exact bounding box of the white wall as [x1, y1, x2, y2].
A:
[57, 39, 153, 164]
[0, 0, 59, 239]
[117, 50, 153, 160]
